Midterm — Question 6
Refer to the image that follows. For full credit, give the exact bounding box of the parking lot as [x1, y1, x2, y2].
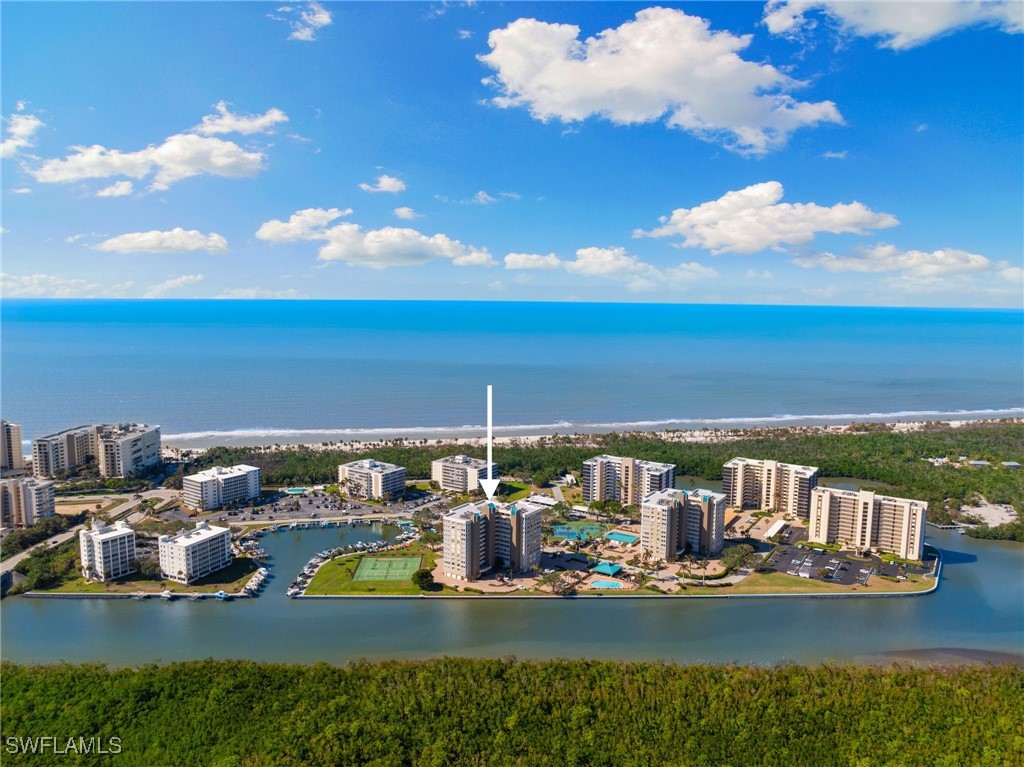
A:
[762, 529, 931, 586]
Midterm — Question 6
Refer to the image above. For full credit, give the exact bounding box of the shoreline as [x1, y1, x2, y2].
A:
[161, 414, 1024, 454]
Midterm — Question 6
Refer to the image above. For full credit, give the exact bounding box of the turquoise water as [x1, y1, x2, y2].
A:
[285, 488, 309, 494]
[1, 300, 1021, 445]
[591, 580, 624, 589]
[605, 532, 640, 544]
[1, 528, 1021, 665]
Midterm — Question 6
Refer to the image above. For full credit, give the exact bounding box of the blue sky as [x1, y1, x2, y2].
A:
[1, 1, 1021, 306]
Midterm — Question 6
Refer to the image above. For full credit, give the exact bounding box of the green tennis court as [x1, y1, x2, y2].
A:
[353, 556, 422, 581]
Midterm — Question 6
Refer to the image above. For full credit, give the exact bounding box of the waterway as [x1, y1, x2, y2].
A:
[1, 527, 1021, 667]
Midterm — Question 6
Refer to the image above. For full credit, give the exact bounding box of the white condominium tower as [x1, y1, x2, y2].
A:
[31, 423, 161, 478]
[338, 458, 406, 500]
[640, 488, 726, 562]
[809, 488, 927, 561]
[1, 421, 25, 473]
[79, 520, 136, 581]
[158, 521, 232, 584]
[442, 499, 542, 580]
[431, 455, 496, 493]
[582, 455, 675, 506]
[182, 464, 261, 511]
[722, 457, 819, 519]
[0, 477, 56, 528]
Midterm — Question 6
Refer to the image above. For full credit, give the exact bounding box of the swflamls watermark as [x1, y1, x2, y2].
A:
[4, 736, 122, 755]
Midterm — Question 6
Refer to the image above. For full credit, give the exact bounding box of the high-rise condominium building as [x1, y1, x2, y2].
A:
[31, 423, 161, 478]
[79, 520, 136, 581]
[0, 477, 56, 528]
[431, 455, 496, 493]
[581, 455, 675, 506]
[182, 464, 261, 511]
[158, 521, 232, 584]
[1, 421, 25, 474]
[338, 459, 406, 500]
[722, 457, 819, 519]
[808, 488, 926, 561]
[640, 488, 726, 562]
[442, 499, 543, 580]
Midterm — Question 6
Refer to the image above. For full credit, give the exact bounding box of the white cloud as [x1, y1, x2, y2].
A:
[142, 274, 205, 298]
[256, 208, 495, 268]
[271, 2, 332, 41]
[31, 133, 265, 191]
[561, 246, 717, 292]
[469, 190, 497, 205]
[193, 101, 288, 135]
[393, 207, 422, 220]
[93, 228, 229, 254]
[487, 280, 506, 291]
[790, 243, 1007, 278]
[255, 207, 353, 242]
[504, 252, 563, 270]
[217, 288, 305, 299]
[746, 268, 774, 280]
[359, 174, 407, 193]
[564, 246, 649, 277]
[479, 7, 843, 155]
[821, 150, 847, 159]
[11, 188, 32, 194]
[637, 181, 898, 255]
[764, 0, 1023, 50]
[95, 181, 134, 198]
[459, 29, 474, 39]
[917, 124, 929, 132]
[0, 273, 133, 298]
[499, 191, 521, 200]
[1, 113, 44, 159]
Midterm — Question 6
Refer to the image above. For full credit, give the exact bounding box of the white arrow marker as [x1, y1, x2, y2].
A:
[479, 384, 500, 501]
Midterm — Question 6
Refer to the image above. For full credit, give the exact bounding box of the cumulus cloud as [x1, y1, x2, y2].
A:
[636, 181, 898, 255]
[256, 208, 495, 268]
[393, 207, 422, 220]
[270, 2, 333, 41]
[0, 273, 133, 298]
[763, 0, 1023, 50]
[93, 228, 229, 254]
[821, 150, 847, 159]
[1, 112, 44, 159]
[469, 190, 497, 205]
[459, 29, 473, 40]
[359, 174, 407, 193]
[504, 252, 563, 270]
[790, 243, 1008, 278]
[193, 101, 288, 135]
[142, 274, 205, 298]
[217, 288, 305, 299]
[95, 181, 134, 198]
[479, 7, 843, 155]
[31, 133, 265, 191]
[561, 246, 717, 292]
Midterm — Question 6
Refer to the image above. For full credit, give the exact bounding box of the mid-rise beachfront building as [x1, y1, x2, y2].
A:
[431, 455, 496, 493]
[338, 458, 406, 500]
[581, 455, 675, 507]
[1, 421, 25, 474]
[722, 457, 819, 519]
[640, 488, 726, 562]
[442, 499, 543, 580]
[808, 488, 926, 561]
[158, 521, 232, 584]
[0, 477, 56, 528]
[79, 520, 136, 581]
[182, 464, 261, 511]
[31, 423, 161, 478]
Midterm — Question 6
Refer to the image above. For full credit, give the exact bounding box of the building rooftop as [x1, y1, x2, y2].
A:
[642, 487, 725, 507]
[98, 423, 160, 439]
[161, 520, 230, 546]
[584, 454, 675, 471]
[434, 454, 490, 467]
[185, 464, 260, 481]
[83, 520, 134, 542]
[340, 458, 403, 472]
[724, 456, 819, 474]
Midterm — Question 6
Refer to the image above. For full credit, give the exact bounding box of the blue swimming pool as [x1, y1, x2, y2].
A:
[604, 531, 639, 544]
[285, 487, 308, 494]
[591, 580, 623, 589]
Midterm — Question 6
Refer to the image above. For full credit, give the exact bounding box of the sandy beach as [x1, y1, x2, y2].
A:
[162, 417, 1022, 457]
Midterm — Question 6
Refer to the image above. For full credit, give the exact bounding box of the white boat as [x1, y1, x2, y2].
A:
[214, 590, 231, 601]
[160, 590, 174, 600]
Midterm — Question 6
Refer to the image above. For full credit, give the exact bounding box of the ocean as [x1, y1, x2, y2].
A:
[1, 299, 1021, 447]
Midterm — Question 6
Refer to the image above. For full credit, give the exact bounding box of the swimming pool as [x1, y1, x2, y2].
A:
[604, 531, 639, 544]
[591, 580, 623, 589]
[285, 487, 308, 495]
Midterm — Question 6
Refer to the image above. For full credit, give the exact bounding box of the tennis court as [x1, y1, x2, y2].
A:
[353, 556, 422, 581]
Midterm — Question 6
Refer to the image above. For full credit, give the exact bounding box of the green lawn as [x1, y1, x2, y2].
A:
[353, 556, 422, 581]
[500, 481, 533, 502]
[304, 542, 437, 595]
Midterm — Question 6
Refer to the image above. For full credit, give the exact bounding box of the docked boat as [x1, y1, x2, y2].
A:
[214, 590, 232, 601]
[160, 590, 174, 600]
[187, 593, 200, 601]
